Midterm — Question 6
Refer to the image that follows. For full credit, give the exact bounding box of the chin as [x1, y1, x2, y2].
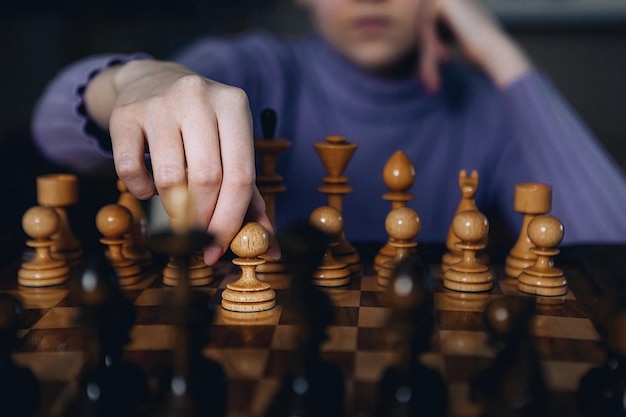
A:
[344, 38, 417, 77]
[348, 47, 416, 78]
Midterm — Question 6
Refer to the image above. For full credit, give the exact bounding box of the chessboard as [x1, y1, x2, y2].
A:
[0, 242, 612, 417]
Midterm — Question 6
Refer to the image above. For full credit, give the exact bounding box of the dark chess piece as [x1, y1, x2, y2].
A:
[265, 222, 345, 417]
[470, 296, 551, 417]
[0, 293, 41, 417]
[149, 225, 225, 417]
[153, 291, 228, 417]
[577, 298, 626, 417]
[374, 255, 447, 417]
[64, 253, 150, 417]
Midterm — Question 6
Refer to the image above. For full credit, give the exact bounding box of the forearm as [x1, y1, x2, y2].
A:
[31, 54, 146, 174]
[83, 64, 121, 131]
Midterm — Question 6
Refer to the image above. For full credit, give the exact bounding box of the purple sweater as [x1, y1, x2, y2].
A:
[32, 32, 626, 245]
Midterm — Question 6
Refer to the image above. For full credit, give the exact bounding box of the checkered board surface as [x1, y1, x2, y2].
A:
[1, 250, 607, 417]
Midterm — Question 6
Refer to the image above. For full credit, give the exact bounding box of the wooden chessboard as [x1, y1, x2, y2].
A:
[0, 244, 611, 417]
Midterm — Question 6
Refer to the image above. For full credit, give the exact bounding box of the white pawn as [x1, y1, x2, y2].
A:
[18, 206, 70, 287]
[221, 222, 276, 313]
[443, 210, 494, 292]
[377, 207, 421, 287]
[517, 215, 567, 296]
[96, 204, 142, 286]
[310, 206, 351, 287]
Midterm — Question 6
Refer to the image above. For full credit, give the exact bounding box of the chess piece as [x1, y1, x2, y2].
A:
[309, 206, 352, 287]
[254, 108, 290, 280]
[374, 150, 416, 272]
[577, 298, 626, 417]
[117, 179, 152, 269]
[442, 170, 483, 272]
[377, 207, 421, 288]
[517, 215, 567, 297]
[374, 256, 447, 417]
[443, 210, 494, 292]
[36, 173, 83, 265]
[221, 222, 276, 313]
[67, 253, 150, 417]
[314, 135, 361, 276]
[148, 220, 218, 416]
[96, 204, 142, 286]
[265, 223, 345, 417]
[0, 293, 41, 417]
[156, 184, 215, 287]
[153, 291, 227, 417]
[470, 296, 551, 417]
[163, 251, 215, 287]
[18, 205, 70, 287]
[505, 183, 552, 278]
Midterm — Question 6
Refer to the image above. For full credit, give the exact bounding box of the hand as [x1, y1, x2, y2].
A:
[418, 0, 531, 92]
[85, 60, 277, 265]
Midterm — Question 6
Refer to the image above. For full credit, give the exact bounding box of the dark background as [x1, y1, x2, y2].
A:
[2, 0, 626, 249]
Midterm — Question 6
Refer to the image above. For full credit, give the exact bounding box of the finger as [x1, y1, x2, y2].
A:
[247, 187, 281, 260]
[203, 88, 256, 265]
[146, 120, 188, 228]
[109, 106, 156, 200]
[417, 2, 442, 94]
[180, 104, 222, 232]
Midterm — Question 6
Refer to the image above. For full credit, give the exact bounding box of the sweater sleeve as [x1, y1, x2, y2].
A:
[498, 71, 626, 244]
[31, 53, 150, 176]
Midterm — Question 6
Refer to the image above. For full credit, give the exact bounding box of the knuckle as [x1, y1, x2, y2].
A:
[188, 166, 223, 190]
[153, 164, 186, 190]
[114, 154, 143, 177]
[227, 168, 256, 191]
[173, 74, 209, 97]
[214, 86, 250, 110]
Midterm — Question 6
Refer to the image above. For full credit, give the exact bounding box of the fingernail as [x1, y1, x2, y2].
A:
[268, 245, 282, 260]
[204, 244, 223, 265]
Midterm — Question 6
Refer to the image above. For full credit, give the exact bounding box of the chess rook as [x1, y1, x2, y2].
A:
[36, 173, 82, 265]
[443, 210, 494, 292]
[309, 206, 352, 287]
[18, 205, 70, 287]
[374, 150, 416, 271]
[517, 214, 568, 296]
[221, 222, 276, 313]
[505, 183, 553, 278]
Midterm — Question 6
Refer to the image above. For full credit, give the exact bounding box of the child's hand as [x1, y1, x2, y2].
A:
[418, 0, 531, 92]
[86, 60, 277, 265]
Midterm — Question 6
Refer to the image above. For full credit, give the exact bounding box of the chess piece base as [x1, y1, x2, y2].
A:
[313, 265, 351, 287]
[517, 273, 567, 297]
[18, 265, 69, 287]
[221, 287, 276, 312]
[443, 269, 494, 293]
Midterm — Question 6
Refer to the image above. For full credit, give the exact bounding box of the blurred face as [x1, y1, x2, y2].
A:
[302, 0, 427, 76]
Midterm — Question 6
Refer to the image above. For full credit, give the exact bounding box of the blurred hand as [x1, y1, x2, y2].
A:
[418, 0, 531, 93]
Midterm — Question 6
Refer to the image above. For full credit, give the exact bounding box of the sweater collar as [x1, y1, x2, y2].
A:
[299, 35, 444, 123]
